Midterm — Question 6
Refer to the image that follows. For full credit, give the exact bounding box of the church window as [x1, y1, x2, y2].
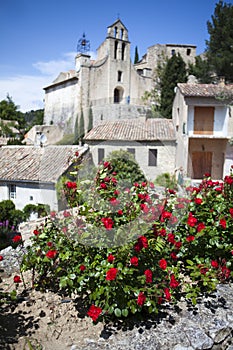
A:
[120, 28, 124, 39]
[118, 71, 122, 82]
[114, 41, 118, 59]
[121, 43, 125, 60]
[98, 148, 105, 164]
[171, 49, 176, 56]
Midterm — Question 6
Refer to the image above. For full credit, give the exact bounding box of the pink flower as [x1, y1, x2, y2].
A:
[137, 292, 146, 306]
[159, 259, 167, 270]
[144, 269, 153, 283]
[87, 305, 102, 322]
[130, 256, 139, 266]
[106, 268, 118, 281]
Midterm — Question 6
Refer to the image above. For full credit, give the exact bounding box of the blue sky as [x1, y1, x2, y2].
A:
[0, 0, 231, 112]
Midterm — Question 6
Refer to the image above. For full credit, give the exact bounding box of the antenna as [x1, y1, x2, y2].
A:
[39, 133, 47, 147]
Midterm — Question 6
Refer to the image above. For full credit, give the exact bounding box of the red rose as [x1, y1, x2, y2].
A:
[169, 274, 179, 288]
[164, 288, 171, 301]
[103, 161, 111, 169]
[159, 259, 167, 270]
[229, 208, 233, 217]
[0, 255, 3, 261]
[186, 235, 195, 242]
[13, 275, 22, 283]
[194, 198, 203, 205]
[221, 265, 230, 279]
[87, 304, 102, 322]
[12, 235, 22, 243]
[117, 210, 123, 215]
[211, 260, 218, 268]
[33, 229, 40, 235]
[101, 217, 114, 230]
[187, 213, 197, 227]
[80, 264, 86, 271]
[170, 252, 178, 260]
[100, 183, 107, 189]
[138, 236, 148, 249]
[75, 151, 79, 157]
[130, 256, 139, 266]
[46, 250, 57, 259]
[174, 241, 182, 249]
[219, 218, 227, 229]
[106, 267, 118, 281]
[66, 181, 77, 189]
[224, 175, 233, 185]
[167, 233, 175, 244]
[47, 241, 53, 247]
[107, 254, 115, 263]
[137, 292, 146, 306]
[109, 197, 120, 206]
[160, 211, 172, 222]
[197, 222, 205, 232]
[144, 269, 153, 283]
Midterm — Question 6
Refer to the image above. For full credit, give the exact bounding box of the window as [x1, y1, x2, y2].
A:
[127, 148, 135, 158]
[171, 49, 176, 56]
[114, 41, 118, 59]
[148, 149, 157, 166]
[9, 184, 16, 199]
[30, 196, 33, 201]
[187, 48, 191, 56]
[121, 43, 125, 60]
[114, 88, 120, 103]
[118, 71, 122, 82]
[194, 107, 214, 135]
[120, 28, 124, 39]
[114, 26, 118, 38]
[98, 148, 105, 164]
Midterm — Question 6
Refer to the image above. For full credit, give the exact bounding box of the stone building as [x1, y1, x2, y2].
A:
[43, 19, 196, 137]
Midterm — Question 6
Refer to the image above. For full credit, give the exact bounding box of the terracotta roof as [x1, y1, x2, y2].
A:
[178, 83, 233, 97]
[0, 145, 87, 183]
[84, 118, 176, 141]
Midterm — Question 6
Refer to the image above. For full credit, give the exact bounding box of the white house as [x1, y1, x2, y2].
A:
[84, 118, 176, 181]
[0, 145, 88, 211]
[172, 82, 233, 179]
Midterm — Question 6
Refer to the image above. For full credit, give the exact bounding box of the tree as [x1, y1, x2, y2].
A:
[206, 0, 233, 82]
[134, 46, 139, 64]
[24, 109, 44, 129]
[188, 56, 213, 83]
[0, 94, 25, 129]
[79, 109, 85, 142]
[160, 53, 187, 118]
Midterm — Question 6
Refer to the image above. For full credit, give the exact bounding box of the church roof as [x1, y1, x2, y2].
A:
[178, 83, 233, 98]
[0, 145, 86, 183]
[84, 118, 176, 141]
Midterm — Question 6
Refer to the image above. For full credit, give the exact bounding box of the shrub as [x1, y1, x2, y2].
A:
[21, 163, 233, 323]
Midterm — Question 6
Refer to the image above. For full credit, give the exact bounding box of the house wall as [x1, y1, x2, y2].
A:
[87, 140, 176, 182]
[0, 181, 58, 212]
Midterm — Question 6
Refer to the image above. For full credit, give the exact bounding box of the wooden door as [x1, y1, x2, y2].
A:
[194, 107, 214, 135]
[192, 152, 212, 179]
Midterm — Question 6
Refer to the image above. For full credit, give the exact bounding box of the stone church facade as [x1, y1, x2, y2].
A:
[43, 19, 196, 136]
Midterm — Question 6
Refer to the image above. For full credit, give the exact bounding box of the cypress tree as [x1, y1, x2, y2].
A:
[88, 106, 93, 132]
[79, 109, 85, 141]
[134, 46, 139, 64]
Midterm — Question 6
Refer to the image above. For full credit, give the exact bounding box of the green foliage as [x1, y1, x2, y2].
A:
[155, 172, 177, 190]
[21, 160, 233, 323]
[0, 94, 25, 129]
[206, 0, 233, 82]
[23, 204, 50, 220]
[134, 46, 139, 64]
[160, 53, 187, 118]
[79, 109, 85, 141]
[105, 149, 146, 187]
[24, 109, 44, 130]
[188, 56, 213, 84]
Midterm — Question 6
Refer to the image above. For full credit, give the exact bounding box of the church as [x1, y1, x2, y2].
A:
[43, 19, 196, 138]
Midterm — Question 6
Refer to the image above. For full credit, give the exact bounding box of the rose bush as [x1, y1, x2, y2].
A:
[21, 161, 233, 323]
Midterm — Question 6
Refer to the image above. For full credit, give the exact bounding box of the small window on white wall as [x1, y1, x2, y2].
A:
[148, 149, 157, 166]
[98, 148, 105, 164]
[9, 184, 16, 199]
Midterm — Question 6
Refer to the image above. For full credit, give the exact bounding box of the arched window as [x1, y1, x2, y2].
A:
[114, 41, 118, 59]
[121, 43, 125, 60]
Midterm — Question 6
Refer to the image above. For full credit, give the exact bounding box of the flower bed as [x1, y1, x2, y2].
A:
[17, 161, 233, 323]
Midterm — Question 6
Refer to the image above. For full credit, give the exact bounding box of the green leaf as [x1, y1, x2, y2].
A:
[122, 309, 129, 317]
[114, 308, 122, 317]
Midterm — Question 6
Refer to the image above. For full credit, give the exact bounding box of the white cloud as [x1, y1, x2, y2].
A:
[0, 51, 97, 112]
